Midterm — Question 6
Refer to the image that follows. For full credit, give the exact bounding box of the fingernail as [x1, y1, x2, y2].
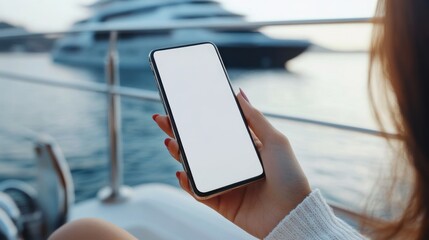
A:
[152, 114, 159, 121]
[239, 88, 250, 103]
[175, 171, 180, 180]
[164, 138, 171, 147]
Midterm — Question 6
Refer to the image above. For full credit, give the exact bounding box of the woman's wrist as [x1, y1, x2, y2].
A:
[262, 184, 312, 238]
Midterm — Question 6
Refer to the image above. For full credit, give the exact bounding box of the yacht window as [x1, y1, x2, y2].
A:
[190, 0, 219, 5]
[213, 29, 259, 34]
[94, 30, 171, 41]
[60, 46, 81, 53]
[174, 13, 243, 20]
[119, 30, 171, 39]
[100, 6, 159, 22]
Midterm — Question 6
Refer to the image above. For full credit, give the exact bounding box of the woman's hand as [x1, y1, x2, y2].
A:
[153, 89, 311, 239]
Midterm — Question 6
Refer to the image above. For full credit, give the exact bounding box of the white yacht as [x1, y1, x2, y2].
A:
[51, 0, 310, 69]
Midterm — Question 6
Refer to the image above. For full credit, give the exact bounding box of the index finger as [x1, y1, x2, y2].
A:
[153, 114, 175, 138]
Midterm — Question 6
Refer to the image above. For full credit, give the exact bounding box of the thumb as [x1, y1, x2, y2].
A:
[237, 89, 277, 144]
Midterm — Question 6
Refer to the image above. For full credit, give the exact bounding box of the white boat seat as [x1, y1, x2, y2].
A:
[71, 183, 255, 240]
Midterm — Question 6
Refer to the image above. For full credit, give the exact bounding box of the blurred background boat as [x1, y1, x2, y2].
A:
[0, 22, 54, 53]
[51, 0, 310, 69]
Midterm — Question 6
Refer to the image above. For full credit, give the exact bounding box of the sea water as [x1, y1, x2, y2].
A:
[0, 52, 391, 212]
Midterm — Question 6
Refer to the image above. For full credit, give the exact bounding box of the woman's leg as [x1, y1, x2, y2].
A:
[48, 218, 137, 240]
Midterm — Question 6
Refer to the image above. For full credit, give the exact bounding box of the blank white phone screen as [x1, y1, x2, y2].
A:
[153, 43, 263, 193]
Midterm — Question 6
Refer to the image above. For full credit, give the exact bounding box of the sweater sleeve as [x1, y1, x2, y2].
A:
[265, 189, 367, 240]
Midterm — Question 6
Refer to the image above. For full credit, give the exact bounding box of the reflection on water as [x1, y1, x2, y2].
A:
[0, 52, 391, 210]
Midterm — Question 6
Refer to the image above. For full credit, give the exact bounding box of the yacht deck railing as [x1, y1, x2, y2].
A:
[0, 17, 374, 39]
[0, 70, 396, 138]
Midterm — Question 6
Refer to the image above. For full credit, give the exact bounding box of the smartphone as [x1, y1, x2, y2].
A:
[149, 42, 264, 199]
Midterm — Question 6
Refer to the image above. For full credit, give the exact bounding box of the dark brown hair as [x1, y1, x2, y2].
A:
[369, 0, 429, 239]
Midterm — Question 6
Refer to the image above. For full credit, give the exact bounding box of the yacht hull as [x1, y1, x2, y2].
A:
[52, 41, 310, 69]
[218, 43, 309, 68]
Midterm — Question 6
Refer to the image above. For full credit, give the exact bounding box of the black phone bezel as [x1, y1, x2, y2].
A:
[149, 42, 265, 198]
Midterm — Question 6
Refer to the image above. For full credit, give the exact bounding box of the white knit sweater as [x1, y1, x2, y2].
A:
[265, 190, 367, 240]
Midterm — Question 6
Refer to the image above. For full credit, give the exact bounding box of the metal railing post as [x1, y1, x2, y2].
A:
[98, 31, 131, 203]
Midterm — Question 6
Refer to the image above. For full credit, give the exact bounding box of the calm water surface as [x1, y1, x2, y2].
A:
[0, 52, 392, 211]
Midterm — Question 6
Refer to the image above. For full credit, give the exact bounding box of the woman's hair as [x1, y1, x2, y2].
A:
[369, 0, 429, 239]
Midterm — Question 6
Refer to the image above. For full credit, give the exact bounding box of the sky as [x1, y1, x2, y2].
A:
[0, 0, 377, 50]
